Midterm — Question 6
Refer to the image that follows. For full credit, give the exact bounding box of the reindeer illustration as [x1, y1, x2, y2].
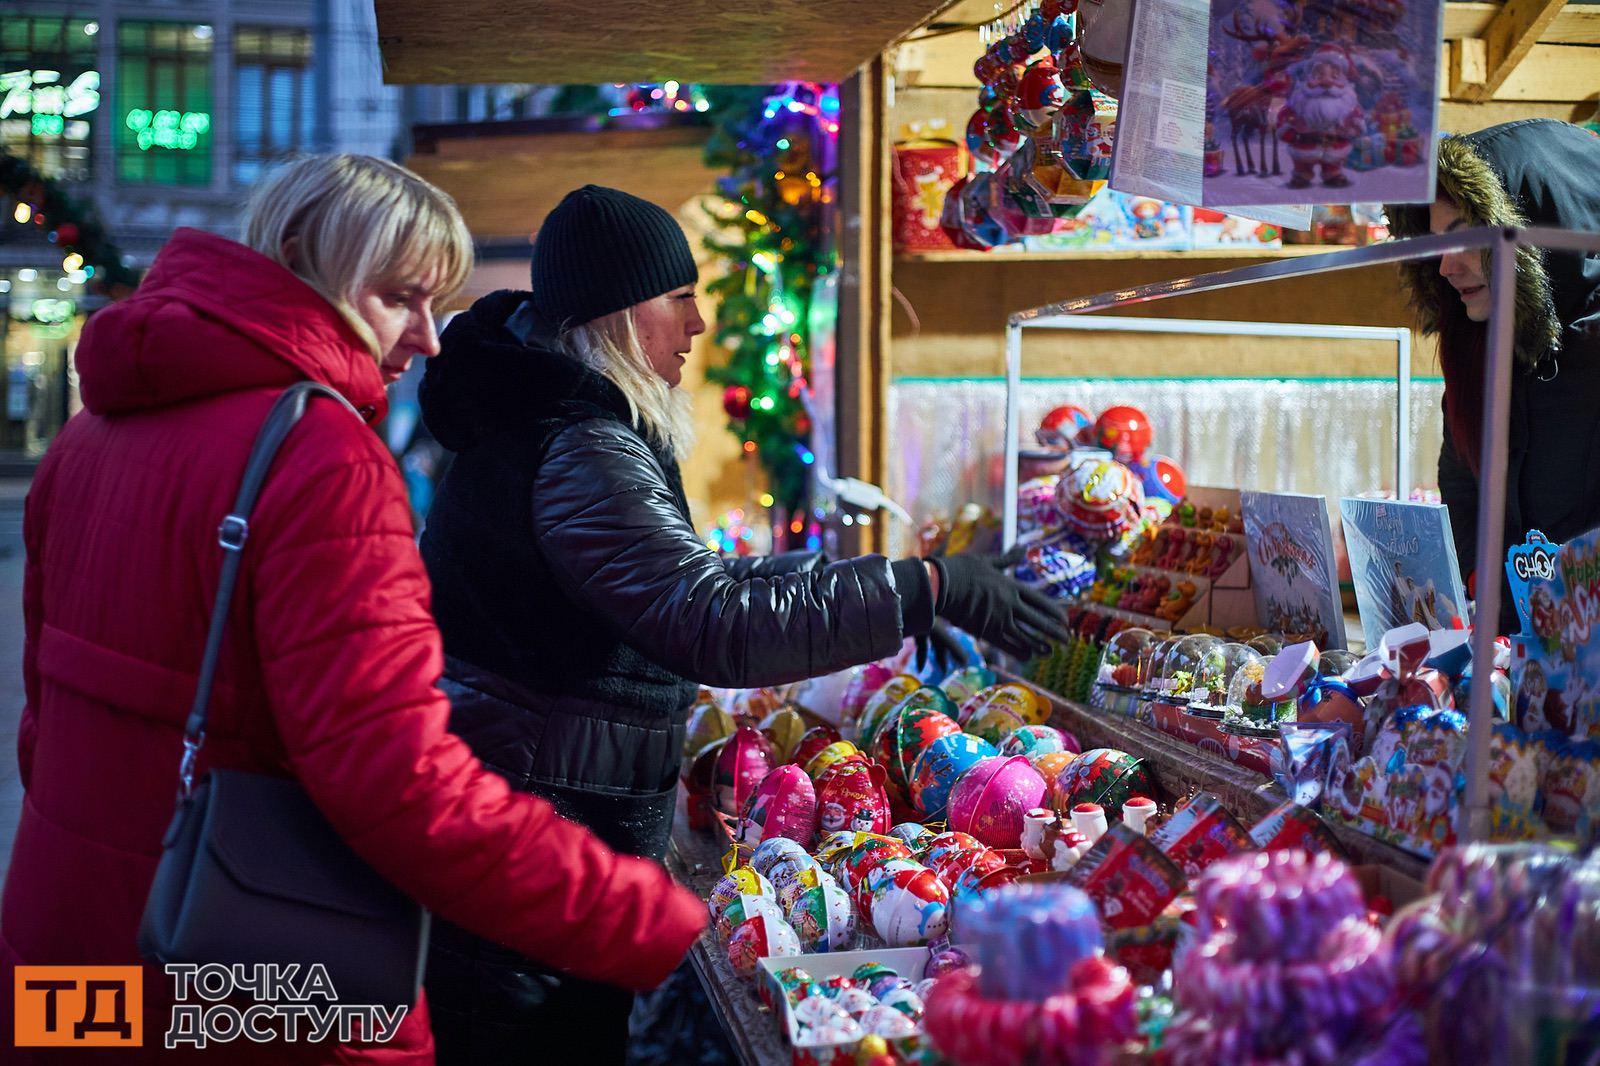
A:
[1218, 0, 1310, 177]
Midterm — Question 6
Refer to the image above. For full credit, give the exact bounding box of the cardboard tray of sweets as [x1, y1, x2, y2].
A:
[758, 947, 934, 1066]
[1102, 485, 1258, 632]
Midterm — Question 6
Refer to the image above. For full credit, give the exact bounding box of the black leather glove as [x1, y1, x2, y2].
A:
[914, 619, 968, 674]
[929, 554, 1070, 660]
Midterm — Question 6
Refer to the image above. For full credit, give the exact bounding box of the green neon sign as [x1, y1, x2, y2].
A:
[124, 108, 210, 151]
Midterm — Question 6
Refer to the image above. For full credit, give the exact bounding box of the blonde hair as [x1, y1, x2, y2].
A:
[560, 307, 696, 461]
[243, 154, 474, 358]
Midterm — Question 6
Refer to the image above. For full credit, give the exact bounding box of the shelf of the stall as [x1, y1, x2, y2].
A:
[995, 669, 1430, 881]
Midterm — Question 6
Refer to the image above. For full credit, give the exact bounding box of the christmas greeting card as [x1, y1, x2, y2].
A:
[1338, 497, 1467, 648]
[1242, 490, 1345, 649]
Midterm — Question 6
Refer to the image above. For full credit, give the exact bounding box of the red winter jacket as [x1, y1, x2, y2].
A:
[0, 230, 706, 1064]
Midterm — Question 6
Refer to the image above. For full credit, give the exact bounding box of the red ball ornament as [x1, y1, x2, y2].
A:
[1094, 405, 1154, 465]
[723, 385, 752, 420]
[1039, 404, 1092, 445]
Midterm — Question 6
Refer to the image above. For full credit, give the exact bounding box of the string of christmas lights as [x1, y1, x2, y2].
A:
[2, 148, 141, 296]
[702, 81, 839, 549]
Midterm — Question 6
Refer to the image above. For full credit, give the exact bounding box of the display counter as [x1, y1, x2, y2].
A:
[667, 791, 790, 1066]
[670, 669, 1431, 1064]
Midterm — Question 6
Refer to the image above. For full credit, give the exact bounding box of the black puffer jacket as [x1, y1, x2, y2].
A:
[415, 290, 924, 1057]
[1390, 120, 1600, 633]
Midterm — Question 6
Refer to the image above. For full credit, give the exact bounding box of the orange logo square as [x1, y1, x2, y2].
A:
[14, 966, 143, 1047]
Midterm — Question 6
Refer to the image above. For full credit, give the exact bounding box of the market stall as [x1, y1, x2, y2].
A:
[671, 226, 1600, 1064]
[368, 2, 1600, 1059]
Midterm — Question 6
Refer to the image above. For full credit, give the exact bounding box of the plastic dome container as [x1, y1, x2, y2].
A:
[1222, 646, 1290, 726]
[1317, 649, 1360, 678]
[1091, 626, 1157, 714]
[1153, 633, 1221, 706]
[1137, 637, 1180, 702]
[1186, 642, 1260, 719]
[1245, 633, 1285, 658]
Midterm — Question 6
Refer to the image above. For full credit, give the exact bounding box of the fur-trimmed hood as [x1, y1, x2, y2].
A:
[1388, 119, 1600, 366]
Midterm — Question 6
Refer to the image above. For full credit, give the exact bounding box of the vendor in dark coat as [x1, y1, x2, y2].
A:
[416, 185, 1066, 1062]
[1388, 120, 1600, 634]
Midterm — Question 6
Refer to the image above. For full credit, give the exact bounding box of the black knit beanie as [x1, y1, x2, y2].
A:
[527, 185, 698, 334]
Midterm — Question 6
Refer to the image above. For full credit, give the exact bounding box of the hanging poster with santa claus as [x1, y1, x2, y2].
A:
[1201, 0, 1442, 205]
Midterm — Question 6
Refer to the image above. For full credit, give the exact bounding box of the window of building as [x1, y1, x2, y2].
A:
[0, 16, 100, 182]
[233, 26, 314, 184]
[116, 21, 213, 185]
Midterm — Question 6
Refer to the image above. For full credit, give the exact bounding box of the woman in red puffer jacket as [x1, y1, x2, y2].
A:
[0, 154, 705, 1064]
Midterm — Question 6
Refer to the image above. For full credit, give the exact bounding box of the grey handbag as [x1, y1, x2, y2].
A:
[138, 381, 430, 1008]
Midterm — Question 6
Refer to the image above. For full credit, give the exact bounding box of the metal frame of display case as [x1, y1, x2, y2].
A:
[1001, 225, 1600, 844]
[1000, 315, 1414, 544]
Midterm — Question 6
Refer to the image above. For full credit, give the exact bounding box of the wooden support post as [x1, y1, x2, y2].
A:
[836, 56, 893, 555]
[1450, 36, 1490, 99]
[1453, 0, 1570, 100]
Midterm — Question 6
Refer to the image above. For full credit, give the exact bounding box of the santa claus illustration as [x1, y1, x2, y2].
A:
[1278, 45, 1365, 188]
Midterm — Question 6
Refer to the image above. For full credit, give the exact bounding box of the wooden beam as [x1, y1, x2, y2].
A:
[1491, 42, 1600, 100]
[375, 0, 956, 84]
[1445, 2, 1600, 44]
[1451, 36, 1491, 99]
[1461, 0, 1571, 100]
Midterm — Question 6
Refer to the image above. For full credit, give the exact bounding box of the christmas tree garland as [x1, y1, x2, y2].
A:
[1, 148, 141, 295]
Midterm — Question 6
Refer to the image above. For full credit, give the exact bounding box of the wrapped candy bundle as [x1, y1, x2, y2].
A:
[923, 884, 1138, 1065]
[1168, 850, 1404, 1064]
[1385, 842, 1600, 1063]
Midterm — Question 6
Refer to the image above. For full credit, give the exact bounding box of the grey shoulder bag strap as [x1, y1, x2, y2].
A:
[139, 381, 430, 1010]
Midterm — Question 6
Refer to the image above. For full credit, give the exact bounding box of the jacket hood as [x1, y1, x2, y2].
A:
[1389, 120, 1600, 365]
[420, 288, 635, 452]
[75, 228, 387, 419]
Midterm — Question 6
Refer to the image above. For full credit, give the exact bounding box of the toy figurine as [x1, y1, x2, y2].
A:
[1158, 527, 1187, 570]
[1177, 501, 1197, 528]
[1210, 505, 1231, 533]
[1185, 530, 1214, 575]
[1156, 580, 1198, 623]
[1203, 534, 1228, 576]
